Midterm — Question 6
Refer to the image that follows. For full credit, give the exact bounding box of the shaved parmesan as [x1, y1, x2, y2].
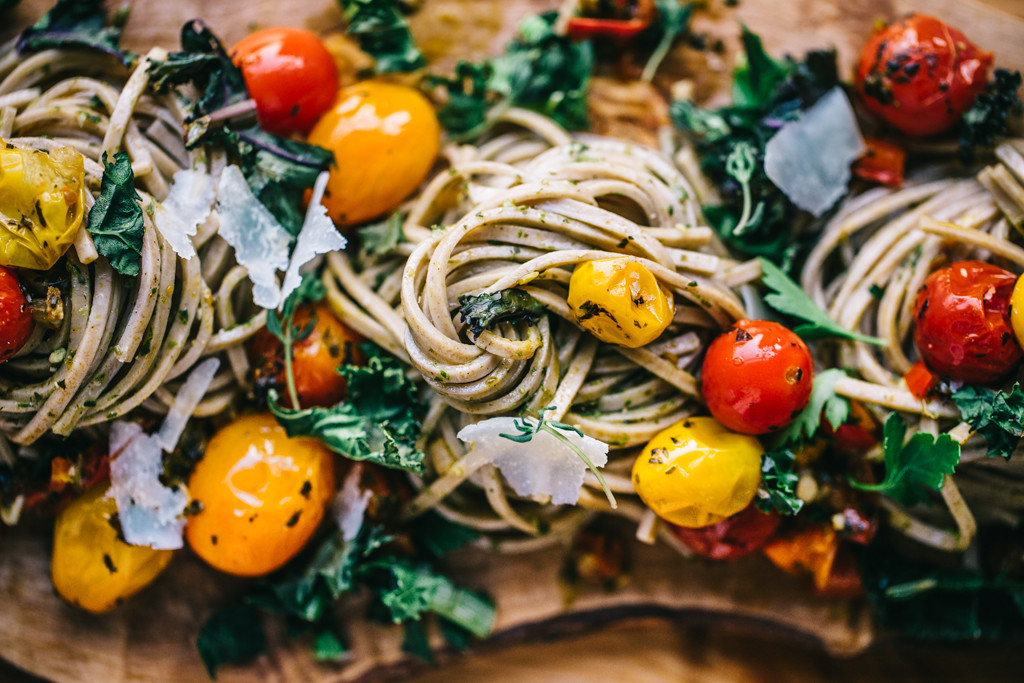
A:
[332, 463, 371, 542]
[217, 164, 292, 309]
[457, 418, 609, 505]
[156, 357, 220, 453]
[152, 168, 215, 259]
[107, 421, 188, 550]
[764, 87, 865, 217]
[279, 171, 347, 303]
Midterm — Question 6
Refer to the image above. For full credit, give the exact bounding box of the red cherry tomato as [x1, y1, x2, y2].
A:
[0, 266, 33, 363]
[231, 27, 339, 136]
[701, 320, 814, 435]
[669, 504, 780, 561]
[823, 400, 879, 455]
[855, 14, 992, 137]
[902, 360, 938, 399]
[912, 261, 1022, 384]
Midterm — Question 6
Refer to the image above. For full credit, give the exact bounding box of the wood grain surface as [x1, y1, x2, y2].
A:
[1, 0, 1024, 681]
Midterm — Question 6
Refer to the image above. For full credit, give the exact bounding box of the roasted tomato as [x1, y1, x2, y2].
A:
[668, 504, 780, 560]
[1009, 272, 1024, 350]
[823, 400, 879, 454]
[185, 413, 336, 577]
[231, 27, 339, 136]
[51, 484, 174, 613]
[307, 81, 440, 226]
[855, 14, 992, 136]
[251, 303, 363, 408]
[632, 417, 763, 528]
[912, 260, 1022, 384]
[0, 265, 33, 362]
[567, 258, 674, 348]
[701, 320, 814, 435]
[762, 525, 863, 598]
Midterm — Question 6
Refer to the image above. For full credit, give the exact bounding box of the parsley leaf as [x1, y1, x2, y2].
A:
[17, 0, 132, 64]
[775, 368, 850, 446]
[358, 211, 405, 258]
[338, 0, 425, 74]
[196, 605, 267, 679]
[458, 289, 546, 337]
[849, 414, 960, 506]
[958, 68, 1023, 161]
[269, 345, 428, 473]
[952, 383, 1024, 460]
[86, 152, 145, 277]
[759, 257, 885, 345]
[757, 448, 804, 516]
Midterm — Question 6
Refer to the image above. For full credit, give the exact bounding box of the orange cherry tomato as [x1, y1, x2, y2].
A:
[0, 265, 33, 363]
[231, 27, 339, 136]
[185, 413, 336, 577]
[855, 14, 992, 137]
[250, 303, 363, 408]
[701, 320, 814, 435]
[306, 81, 440, 226]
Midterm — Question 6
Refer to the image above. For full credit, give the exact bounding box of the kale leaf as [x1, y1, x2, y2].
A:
[338, 0, 425, 73]
[756, 448, 804, 516]
[196, 605, 267, 679]
[958, 68, 1023, 160]
[17, 0, 132, 64]
[86, 152, 145, 277]
[458, 289, 546, 337]
[952, 383, 1024, 460]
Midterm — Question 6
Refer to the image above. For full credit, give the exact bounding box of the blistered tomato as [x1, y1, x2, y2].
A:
[185, 413, 336, 576]
[231, 27, 339, 136]
[668, 503, 780, 560]
[51, 484, 174, 613]
[0, 265, 33, 362]
[855, 14, 992, 136]
[567, 258, 674, 348]
[250, 303, 364, 408]
[701, 320, 813, 435]
[913, 260, 1021, 384]
[306, 81, 440, 226]
[632, 417, 763, 528]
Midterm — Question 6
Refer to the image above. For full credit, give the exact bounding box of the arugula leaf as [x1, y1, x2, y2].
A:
[759, 257, 884, 345]
[641, 1, 694, 82]
[952, 383, 1024, 460]
[338, 0, 425, 73]
[958, 69, 1023, 161]
[358, 211, 405, 258]
[756, 448, 804, 516]
[427, 11, 592, 140]
[196, 605, 267, 679]
[849, 414, 960, 506]
[269, 346, 428, 473]
[458, 289, 546, 337]
[17, 0, 131, 64]
[86, 152, 145, 277]
[775, 368, 850, 446]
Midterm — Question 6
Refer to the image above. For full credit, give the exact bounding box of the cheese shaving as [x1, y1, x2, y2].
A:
[279, 171, 347, 303]
[156, 357, 220, 453]
[151, 167, 215, 259]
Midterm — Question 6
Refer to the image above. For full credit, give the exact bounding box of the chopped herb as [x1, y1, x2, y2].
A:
[458, 288, 546, 337]
[358, 211, 405, 258]
[338, 0, 425, 74]
[958, 69, 1023, 160]
[756, 448, 804, 515]
[641, 1, 695, 83]
[86, 152, 145, 277]
[952, 383, 1024, 460]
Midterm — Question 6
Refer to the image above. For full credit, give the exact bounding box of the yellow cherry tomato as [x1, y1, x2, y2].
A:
[1010, 273, 1024, 349]
[631, 417, 763, 528]
[185, 413, 335, 577]
[51, 484, 174, 613]
[306, 81, 440, 226]
[567, 258, 674, 348]
[0, 143, 85, 270]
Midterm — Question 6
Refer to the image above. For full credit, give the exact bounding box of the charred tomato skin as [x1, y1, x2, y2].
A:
[855, 14, 992, 137]
[701, 320, 814, 435]
[912, 260, 1022, 384]
[668, 504, 780, 561]
[0, 265, 33, 363]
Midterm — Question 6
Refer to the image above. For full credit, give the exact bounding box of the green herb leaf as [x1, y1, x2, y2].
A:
[17, 0, 131, 64]
[732, 25, 790, 107]
[458, 289, 546, 337]
[849, 414, 960, 506]
[312, 628, 348, 662]
[339, 0, 426, 73]
[408, 511, 480, 558]
[358, 211, 405, 258]
[775, 368, 850, 446]
[641, 1, 694, 82]
[196, 605, 267, 679]
[375, 559, 496, 638]
[952, 383, 1024, 460]
[86, 152, 145, 277]
[756, 448, 804, 516]
[269, 346, 428, 473]
[759, 257, 885, 345]
[958, 69, 1023, 160]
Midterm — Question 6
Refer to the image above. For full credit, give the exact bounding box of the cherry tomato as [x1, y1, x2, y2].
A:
[567, 258, 674, 348]
[632, 417, 763, 528]
[51, 484, 174, 613]
[1009, 273, 1024, 349]
[250, 303, 364, 408]
[851, 138, 905, 187]
[912, 260, 1022, 384]
[0, 265, 33, 363]
[823, 400, 879, 455]
[668, 504, 780, 560]
[903, 360, 938, 400]
[306, 81, 440, 226]
[185, 413, 336, 577]
[701, 320, 814, 435]
[231, 27, 339, 136]
[855, 14, 992, 137]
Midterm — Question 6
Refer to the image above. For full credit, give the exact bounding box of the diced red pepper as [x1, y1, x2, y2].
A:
[904, 360, 938, 399]
[566, 0, 653, 41]
[852, 138, 906, 187]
